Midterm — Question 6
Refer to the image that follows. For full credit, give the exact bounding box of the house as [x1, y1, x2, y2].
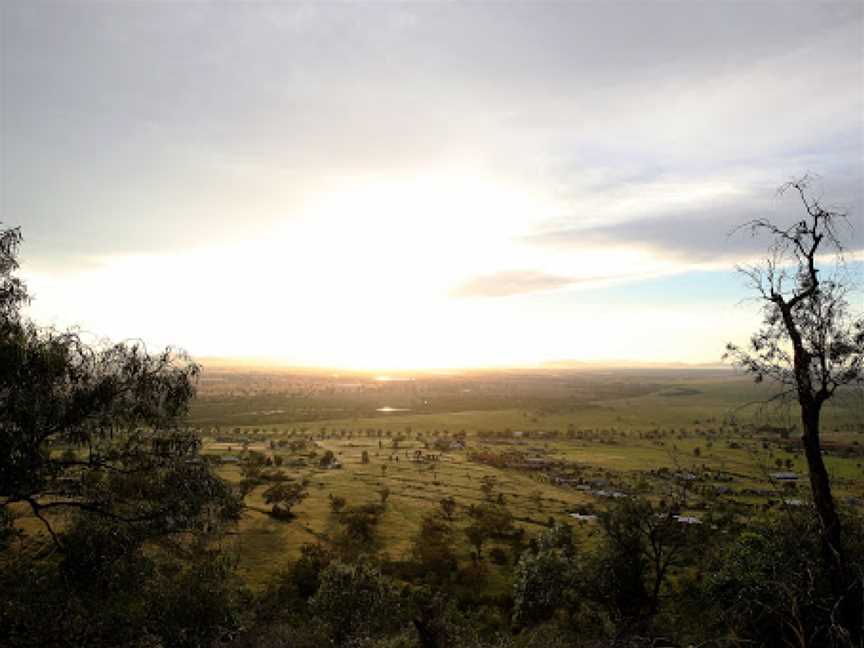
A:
[593, 489, 627, 499]
[769, 471, 799, 481]
[553, 477, 580, 486]
[569, 513, 597, 522]
[524, 457, 552, 466]
[673, 515, 702, 525]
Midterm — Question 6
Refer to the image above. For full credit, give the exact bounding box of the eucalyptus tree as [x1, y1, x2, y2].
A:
[725, 178, 864, 640]
[0, 225, 242, 645]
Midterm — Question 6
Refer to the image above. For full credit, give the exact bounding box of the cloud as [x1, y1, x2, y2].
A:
[5, 2, 862, 267]
[526, 173, 864, 264]
[450, 270, 603, 298]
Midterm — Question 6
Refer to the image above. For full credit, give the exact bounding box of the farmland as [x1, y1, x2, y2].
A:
[189, 365, 864, 588]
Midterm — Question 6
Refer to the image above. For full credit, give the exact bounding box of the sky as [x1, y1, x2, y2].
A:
[2, 1, 863, 370]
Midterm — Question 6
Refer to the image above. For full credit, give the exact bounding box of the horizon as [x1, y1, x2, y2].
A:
[4, 2, 863, 370]
[193, 355, 734, 374]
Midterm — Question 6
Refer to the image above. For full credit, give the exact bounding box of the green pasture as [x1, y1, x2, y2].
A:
[14, 374, 864, 590]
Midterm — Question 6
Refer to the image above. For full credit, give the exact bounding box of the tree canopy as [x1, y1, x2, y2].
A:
[725, 178, 864, 642]
[0, 225, 242, 646]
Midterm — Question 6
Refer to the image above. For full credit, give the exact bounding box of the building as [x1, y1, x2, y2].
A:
[769, 471, 799, 481]
[673, 515, 702, 525]
[569, 513, 598, 522]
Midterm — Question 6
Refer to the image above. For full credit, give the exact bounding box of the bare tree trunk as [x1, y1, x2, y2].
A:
[800, 402, 862, 643]
[801, 403, 841, 557]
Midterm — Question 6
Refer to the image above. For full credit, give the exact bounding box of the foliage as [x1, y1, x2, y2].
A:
[319, 449, 337, 468]
[1, 516, 246, 648]
[440, 495, 457, 521]
[703, 508, 864, 647]
[725, 178, 864, 394]
[0, 227, 28, 320]
[262, 479, 308, 519]
[480, 475, 498, 500]
[725, 178, 864, 639]
[309, 561, 408, 644]
[411, 512, 458, 582]
[253, 542, 334, 624]
[329, 493, 347, 514]
[0, 225, 243, 647]
[335, 502, 385, 558]
[512, 523, 580, 628]
[378, 485, 391, 506]
[0, 231, 242, 541]
[594, 497, 697, 629]
[464, 501, 521, 562]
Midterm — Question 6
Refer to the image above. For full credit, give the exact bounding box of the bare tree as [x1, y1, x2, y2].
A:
[725, 177, 864, 641]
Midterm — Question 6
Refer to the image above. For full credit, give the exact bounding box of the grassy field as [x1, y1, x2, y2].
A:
[189, 369, 864, 588]
[12, 368, 861, 590]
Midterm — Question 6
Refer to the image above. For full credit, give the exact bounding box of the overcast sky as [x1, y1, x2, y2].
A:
[2, 1, 862, 369]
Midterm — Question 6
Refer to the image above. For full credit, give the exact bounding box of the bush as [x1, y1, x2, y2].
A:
[411, 513, 458, 582]
[702, 508, 864, 646]
[310, 561, 408, 644]
[489, 546, 509, 566]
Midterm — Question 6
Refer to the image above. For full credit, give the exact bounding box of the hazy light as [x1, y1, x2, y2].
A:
[10, 3, 861, 370]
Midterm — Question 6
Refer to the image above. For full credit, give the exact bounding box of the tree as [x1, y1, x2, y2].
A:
[480, 475, 497, 501]
[725, 178, 864, 639]
[0, 227, 240, 549]
[309, 561, 406, 644]
[513, 523, 578, 628]
[464, 501, 521, 563]
[337, 503, 382, 549]
[378, 485, 391, 507]
[328, 493, 346, 514]
[411, 512, 457, 582]
[263, 480, 309, 519]
[596, 498, 696, 630]
[0, 227, 28, 321]
[439, 495, 457, 521]
[704, 509, 864, 647]
[239, 450, 269, 497]
[319, 449, 337, 468]
[467, 501, 518, 540]
[0, 225, 242, 644]
[465, 523, 486, 562]
[291, 542, 334, 600]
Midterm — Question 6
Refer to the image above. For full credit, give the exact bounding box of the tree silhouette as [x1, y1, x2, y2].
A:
[0, 225, 242, 644]
[725, 178, 864, 640]
[1, 225, 241, 544]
